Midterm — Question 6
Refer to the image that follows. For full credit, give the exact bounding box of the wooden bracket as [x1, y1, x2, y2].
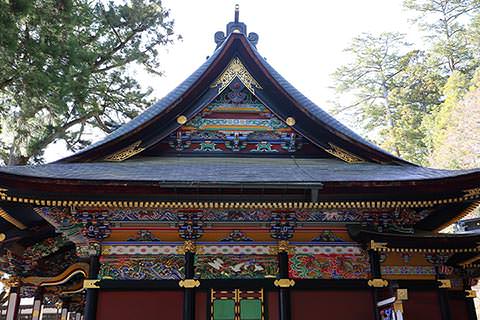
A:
[274, 279, 295, 288]
[179, 279, 200, 288]
[368, 278, 389, 288]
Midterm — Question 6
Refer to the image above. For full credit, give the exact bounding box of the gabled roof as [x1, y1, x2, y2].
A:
[56, 14, 407, 164]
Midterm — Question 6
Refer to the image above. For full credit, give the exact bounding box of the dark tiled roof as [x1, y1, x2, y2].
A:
[1, 157, 477, 184]
[61, 32, 403, 163]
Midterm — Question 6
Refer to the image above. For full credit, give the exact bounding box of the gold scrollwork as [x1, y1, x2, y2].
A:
[274, 279, 295, 288]
[324, 143, 364, 164]
[367, 279, 389, 288]
[211, 57, 262, 94]
[179, 279, 200, 288]
[104, 141, 145, 162]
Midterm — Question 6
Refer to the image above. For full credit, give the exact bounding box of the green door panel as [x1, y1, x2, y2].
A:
[240, 299, 262, 320]
[213, 299, 235, 320]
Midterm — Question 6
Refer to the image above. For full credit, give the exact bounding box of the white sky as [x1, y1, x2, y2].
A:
[46, 0, 421, 161]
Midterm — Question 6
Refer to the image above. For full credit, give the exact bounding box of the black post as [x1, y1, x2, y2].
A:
[368, 249, 381, 320]
[84, 255, 100, 320]
[184, 251, 195, 320]
[278, 251, 291, 320]
[436, 267, 451, 320]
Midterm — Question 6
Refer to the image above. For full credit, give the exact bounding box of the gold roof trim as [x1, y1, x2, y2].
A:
[0, 192, 478, 209]
[104, 140, 145, 162]
[372, 246, 479, 253]
[211, 57, 262, 94]
[323, 143, 364, 164]
[0, 207, 27, 230]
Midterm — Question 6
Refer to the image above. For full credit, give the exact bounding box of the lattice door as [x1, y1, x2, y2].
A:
[210, 289, 264, 320]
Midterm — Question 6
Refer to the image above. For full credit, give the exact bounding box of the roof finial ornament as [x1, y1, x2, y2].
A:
[234, 4, 240, 23]
[214, 4, 259, 48]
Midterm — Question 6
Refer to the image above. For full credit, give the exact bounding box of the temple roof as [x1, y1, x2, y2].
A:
[55, 10, 408, 164]
[1, 157, 478, 184]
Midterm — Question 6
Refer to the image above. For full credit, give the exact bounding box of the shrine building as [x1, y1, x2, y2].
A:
[0, 6, 479, 320]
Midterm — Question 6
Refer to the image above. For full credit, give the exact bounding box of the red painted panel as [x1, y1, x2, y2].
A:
[267, 290, 278, 320]
[403, 291, 442, 320]
[196, 290, 208, 320]
[97, 290, 183, 320]
[291, 290, 374, 320]
[448, 294, 469, 320]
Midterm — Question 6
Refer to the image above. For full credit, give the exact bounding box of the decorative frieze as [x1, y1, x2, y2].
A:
[195, 255, 277, 279]
[289, 252, 370, 279]
[99, 255, 185, 280]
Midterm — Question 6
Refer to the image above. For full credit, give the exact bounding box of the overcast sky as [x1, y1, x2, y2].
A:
[47, 0, 421, 161]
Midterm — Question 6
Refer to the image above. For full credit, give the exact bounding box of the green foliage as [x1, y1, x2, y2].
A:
[0, 0, 176, 165]
[404, 0, 480, 74]
[333, 0, 480, 166]
[331, 33, 443, 164]
[428, 68, 480, 168]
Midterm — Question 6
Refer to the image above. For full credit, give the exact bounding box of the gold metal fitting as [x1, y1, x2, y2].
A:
[83, 279, 100, 289]
[278, 240, 290, 253]
[183, 240, 196, 253]
[393, 301, 404, 313]
[285, 117, 296, 126]
[177, 115, 187, 125]
[396, 289, 408, 300]
[367, 278, 389, 288]
[438, 279, 451, 289]
[274, 279, 295, 288]
[179, 279, 200, 288]
[466, 290, 477, 298]
[369, 240, 388, 251]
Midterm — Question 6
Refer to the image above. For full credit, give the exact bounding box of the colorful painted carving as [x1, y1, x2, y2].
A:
[311, 231, 345, 242]
[158, 78, 307, 155]
[178, 213, 203, 240]
[75, 210, 111, 240]
[128, 230, 160, 242]
[196, 255, 277, 279]
[424, 253, 452, 266]
[289, 253, 370, 279]
[270, 212, 296, 240]
[102, 245, 179, 255]
[221, 230, 253, 241]
[100, 208, 428, 228]
[23, 236, 70, 261]
[380, 266, 436, 275]
[99, 255, 185, 280]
